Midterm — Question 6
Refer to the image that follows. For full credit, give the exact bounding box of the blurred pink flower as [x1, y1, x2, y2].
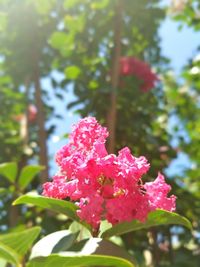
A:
[120, 57, 158, 92]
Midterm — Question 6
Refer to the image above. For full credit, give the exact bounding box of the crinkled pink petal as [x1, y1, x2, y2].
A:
[55, 144, 71, 166]
[70, 117, 108, 152]
[77, 194, 104, 229]
[144, 173, 176, 212]
[106, 192, 150, 224]
[117, 147, 150, 181]
[91, 141, 108, 158]
[60, 152, 86, 178]
[42, 175, 81, 200]
[42, 181, 69, 199]
[96, 154, 117, 179]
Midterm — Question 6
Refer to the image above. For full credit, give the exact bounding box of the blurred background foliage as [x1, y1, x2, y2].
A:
[0, 0, 200, 266]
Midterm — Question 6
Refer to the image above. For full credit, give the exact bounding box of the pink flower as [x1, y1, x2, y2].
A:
[116, 147, 150, 181]
[69, 116, 108, 154]
[28, 104, 37, 122]
[77, 194, 104, 229]
[43, 117, 176, 231]
[42, 175, 69, 199]
[120, 57, 158, 92]
[105, 190, 151, 224]
[144, 173, 176, 212]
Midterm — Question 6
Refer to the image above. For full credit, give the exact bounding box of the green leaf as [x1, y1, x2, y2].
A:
[88, 80, 98, 90]
[32, 0, 55, 15]
[69, 221, 91, 241]
[0, 242, 19, 266]
[0, 12, 7, 32]
[13, 193, 91, 230]
[0, 258, 7, 267]
[64, 14, 85, 34]
[30, 230, 79, 259]
[69, 238, 136, 265]
[27, 254, 135, 267]
[91, 0, 109, 10]
[64, 0, 80, 9]
[49, 32, 74, 56]
[64, 66, 81, 80]
[18, 165, 45, 190]
[101, 210, 192, 238]
[0, 227, 41, 258]
[0, 162, 18, 183]
[49, 32, 68, 49]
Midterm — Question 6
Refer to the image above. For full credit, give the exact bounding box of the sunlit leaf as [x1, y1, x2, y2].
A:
[0, 227, 41, 258]
[69, 221, 91, 241]
[13, 193, 91, 230]
[0, 242, 19, 266]
[64, 66, 81, 80]
[49, 32, 68, 49]
[64, 14, 85, 33]
[69, 237, 136, 265]
[49, 32, 74, 56]
[27, 254, 135, 267]
[0, 162, 18, 183]
[64, 0, 80, 9]
[32, 0, 55, 15]
[0, 12, 7, 32]
[0, 258, 7, 267]
[101, 210, 192, 238]
[30, 230, 79, 259]
[18, 165, 45, 190]
[91, 0, 109, 10]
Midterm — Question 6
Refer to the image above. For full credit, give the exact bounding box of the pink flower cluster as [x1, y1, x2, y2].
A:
[120, 57, 158, 92]
[43, 117, 176, 230]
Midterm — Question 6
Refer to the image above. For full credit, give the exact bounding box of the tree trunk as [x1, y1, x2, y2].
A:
[151, 229, 160, 267]
[9, 78, 30, 228]
[107, 0, 123, 153]
[167, 227, 174, 264]
[8, 203, 19, 228]
[33, 64, 49, 182]
[19, 77, 30, 168]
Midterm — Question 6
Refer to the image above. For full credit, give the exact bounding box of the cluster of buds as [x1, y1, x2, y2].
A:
[43, 117, 176, 231]
[120, 57, 158, 92]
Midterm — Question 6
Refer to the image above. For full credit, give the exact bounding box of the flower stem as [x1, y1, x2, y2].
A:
[92, 226, 100, 237]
